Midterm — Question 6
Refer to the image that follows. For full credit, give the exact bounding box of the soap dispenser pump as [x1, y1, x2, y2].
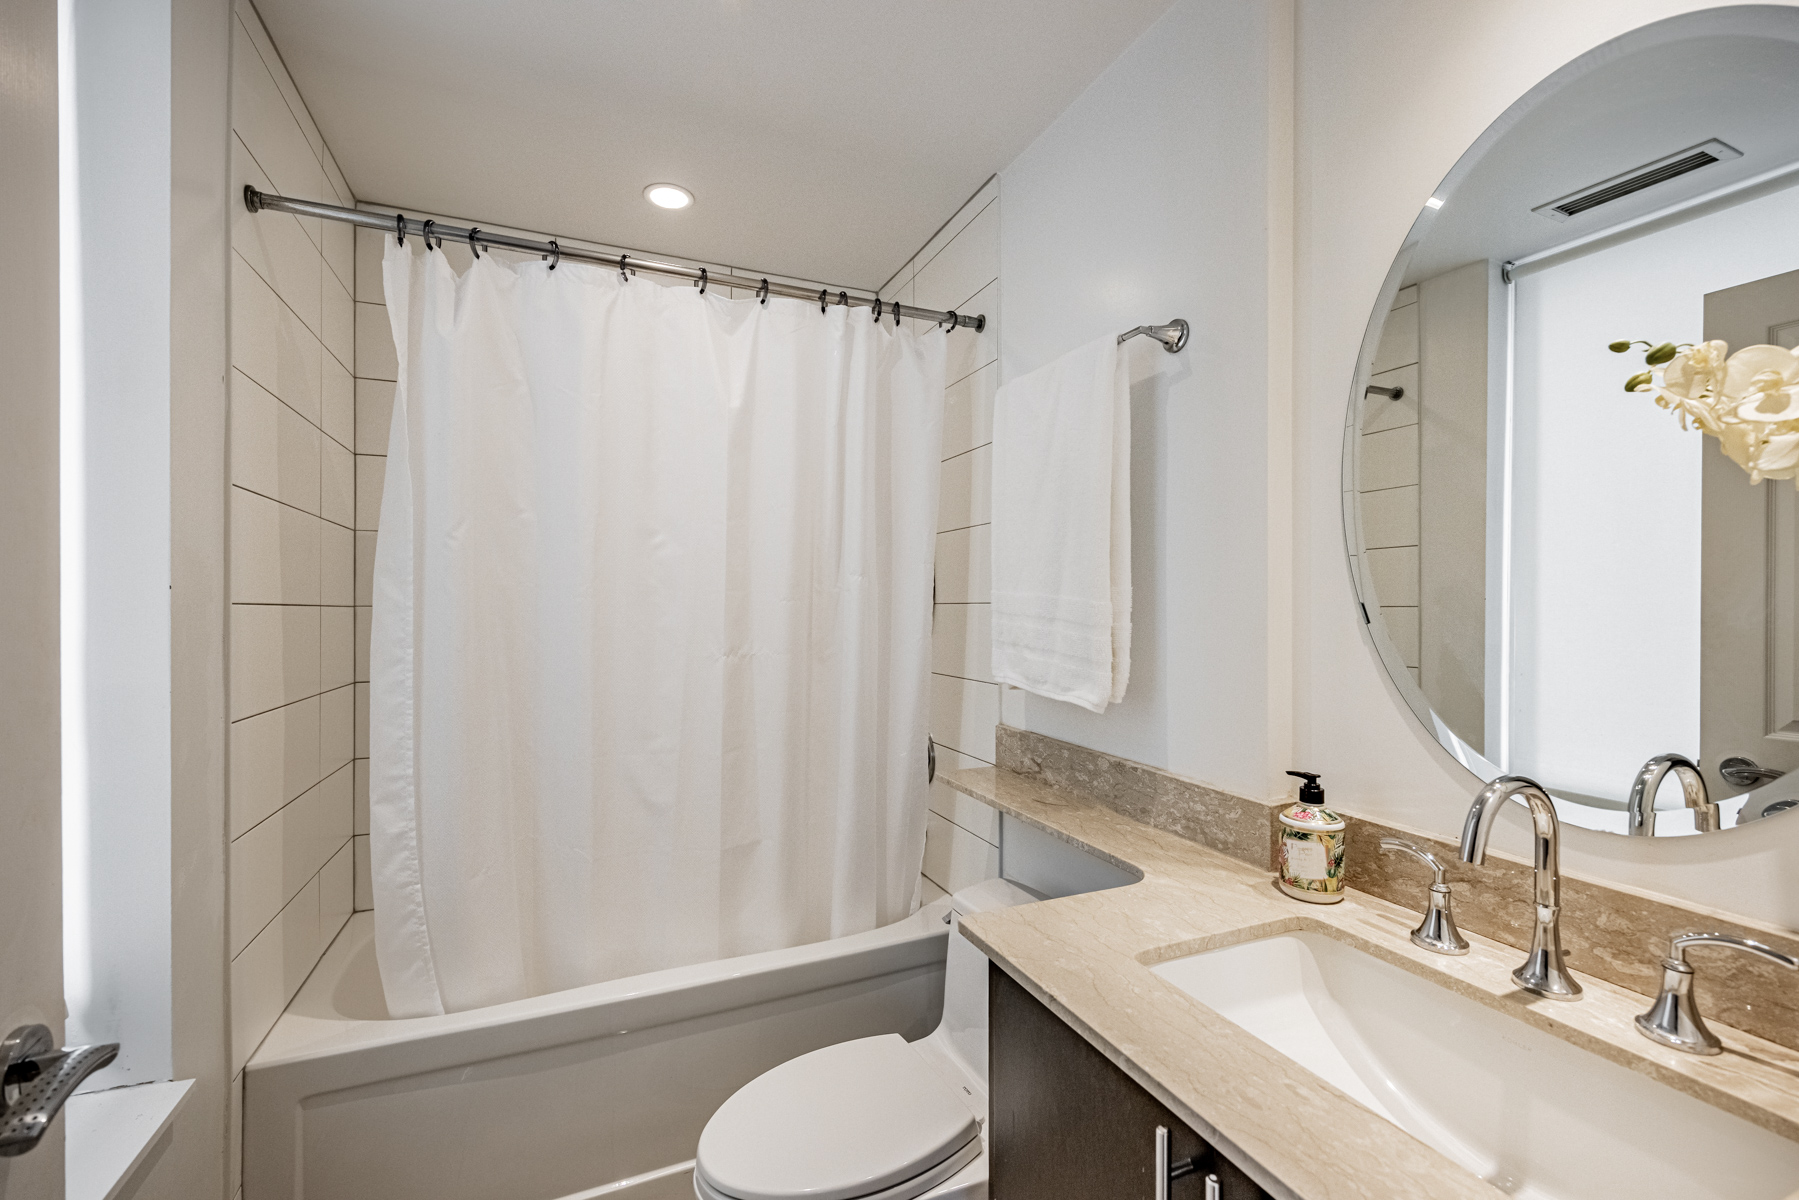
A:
[1277, 770, 1346, 904]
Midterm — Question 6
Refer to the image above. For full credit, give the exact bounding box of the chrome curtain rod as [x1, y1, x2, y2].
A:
[244, 187, 986, 330]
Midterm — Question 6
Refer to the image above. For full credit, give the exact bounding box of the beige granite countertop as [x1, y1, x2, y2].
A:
[946, 765, 1799, 1200]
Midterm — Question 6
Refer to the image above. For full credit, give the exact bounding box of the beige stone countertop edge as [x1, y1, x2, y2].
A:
[945, 765, 1799, 1200]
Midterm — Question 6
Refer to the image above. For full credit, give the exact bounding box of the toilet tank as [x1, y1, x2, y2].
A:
[939, 878, 1045, 1085]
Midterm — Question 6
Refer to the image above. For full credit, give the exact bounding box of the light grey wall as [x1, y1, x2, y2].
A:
[998, 0, 1293, 800]
[1417, 259, 1491, 751]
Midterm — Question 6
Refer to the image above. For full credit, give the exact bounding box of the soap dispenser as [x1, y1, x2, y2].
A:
[1277, 770, 1346, 904]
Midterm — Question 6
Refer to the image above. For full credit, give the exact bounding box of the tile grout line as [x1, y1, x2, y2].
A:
[230, 758, 355, 845]
[230, 680, 360, 727]
[228, 835, 353, 963]
[928, 807, 1000, 851]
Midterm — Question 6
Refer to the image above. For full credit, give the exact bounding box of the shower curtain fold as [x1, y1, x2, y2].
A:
[370, 239, 945, 1017]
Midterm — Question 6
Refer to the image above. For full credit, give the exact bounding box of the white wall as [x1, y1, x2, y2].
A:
[1508, 183, 1799, 806]
[1296, 0, 1799, 929]
[226, 6, 357, 1181]
[62, 0, 174, 1091]
[1358, 286, 1421, 685]
[997, 0, 1293, 800]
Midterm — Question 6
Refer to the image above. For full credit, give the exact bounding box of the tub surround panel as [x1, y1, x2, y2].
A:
[992, 725, 1799, 1056]
[229, 0, 357, 1115]
[944, 764, 1799, 1200]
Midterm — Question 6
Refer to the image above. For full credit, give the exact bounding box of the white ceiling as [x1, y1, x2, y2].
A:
[253, 0, 1172, 289]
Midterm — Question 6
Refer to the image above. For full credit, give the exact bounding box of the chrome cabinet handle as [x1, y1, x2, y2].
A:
[0, 1025, 118, 1156]
[1635, 933, 1799, 1055]
[1379, 838, 1469, 955]
[1154, 1125, 1208, 1199]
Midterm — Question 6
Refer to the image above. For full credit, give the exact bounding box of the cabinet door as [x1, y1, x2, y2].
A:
[989, 964, 1272, 1200]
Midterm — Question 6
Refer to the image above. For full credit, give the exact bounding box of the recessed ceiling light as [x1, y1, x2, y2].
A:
[645, 184, 693, 210]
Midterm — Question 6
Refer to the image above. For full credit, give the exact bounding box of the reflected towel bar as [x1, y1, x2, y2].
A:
[1366, 384, 1405, 400]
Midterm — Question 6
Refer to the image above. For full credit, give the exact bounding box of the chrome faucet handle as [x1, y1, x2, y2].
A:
[1379, 838, 1469, 955]
[1635, 932, 1798, 1055]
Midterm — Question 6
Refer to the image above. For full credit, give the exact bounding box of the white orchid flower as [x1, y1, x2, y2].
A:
[1625, 339, 1799, 488]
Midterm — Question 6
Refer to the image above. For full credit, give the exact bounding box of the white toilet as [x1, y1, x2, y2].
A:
[693, 877, 1044, 1200]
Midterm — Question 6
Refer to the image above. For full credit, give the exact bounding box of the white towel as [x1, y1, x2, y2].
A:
[989, 335, 1131, 712]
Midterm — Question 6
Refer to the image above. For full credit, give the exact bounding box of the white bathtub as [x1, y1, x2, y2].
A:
[243, 902, 954, 1200]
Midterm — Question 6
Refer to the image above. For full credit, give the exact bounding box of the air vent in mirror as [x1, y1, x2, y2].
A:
[1532, 139, 1741, 222]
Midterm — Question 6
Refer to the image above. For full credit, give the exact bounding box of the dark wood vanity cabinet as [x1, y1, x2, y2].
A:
[989, 964, 1276, 1200]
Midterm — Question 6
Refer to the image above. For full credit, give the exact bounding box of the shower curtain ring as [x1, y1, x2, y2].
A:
[838, 291, 848, 308]
[894, 299, 901, 327]
[758, 279, 769, 305]
[872, 297, 883, 322]
[395, 212, 406, 246]
[468, 227, 482, 259]
[697, 267, 707, 294]
[421, 219, 436, 251]
[546, 239, 559, 270]
[943, 311, 959, 332]
[820, 288, 829, 314]
[619, 254, 630, 282]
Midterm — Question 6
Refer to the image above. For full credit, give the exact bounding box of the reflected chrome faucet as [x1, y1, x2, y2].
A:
[1459, 775, 1583, 1000]
[1626, 753, 1718, 837]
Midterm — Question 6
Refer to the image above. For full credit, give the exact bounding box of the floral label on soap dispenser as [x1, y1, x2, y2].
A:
[1279, 827, 1345, 900]
[1278, 770, 1346, 903]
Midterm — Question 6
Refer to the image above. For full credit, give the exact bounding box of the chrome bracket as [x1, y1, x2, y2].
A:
[1118, 319, 1190, 353]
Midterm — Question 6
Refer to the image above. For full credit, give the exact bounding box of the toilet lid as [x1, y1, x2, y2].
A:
[695, 1034, 980, 1200]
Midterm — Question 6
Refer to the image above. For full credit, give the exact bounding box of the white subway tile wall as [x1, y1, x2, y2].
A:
[1359, 286, 1421, 684]
[227, 0, 356, 1154]
[883, 179, 1005, 901]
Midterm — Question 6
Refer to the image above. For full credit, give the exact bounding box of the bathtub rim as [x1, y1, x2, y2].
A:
[248, 897, 955, 1074]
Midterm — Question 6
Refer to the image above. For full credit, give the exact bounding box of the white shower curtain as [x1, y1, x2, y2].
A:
[370, 240, 945, 1017]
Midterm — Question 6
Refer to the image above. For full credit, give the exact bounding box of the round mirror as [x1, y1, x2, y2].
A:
[1345, 7, 1799, 837]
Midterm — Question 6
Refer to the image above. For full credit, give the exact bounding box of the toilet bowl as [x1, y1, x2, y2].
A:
[693, 877, 1044, 1200]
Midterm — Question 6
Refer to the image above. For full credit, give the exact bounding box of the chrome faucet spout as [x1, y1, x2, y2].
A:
[1459, 775, 1583, 1000]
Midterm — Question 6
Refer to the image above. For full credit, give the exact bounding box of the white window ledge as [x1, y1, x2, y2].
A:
[66, 1079, 194, 1200]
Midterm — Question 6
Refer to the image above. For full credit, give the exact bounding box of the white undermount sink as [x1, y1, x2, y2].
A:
[1152, 932, 1799, 1199]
